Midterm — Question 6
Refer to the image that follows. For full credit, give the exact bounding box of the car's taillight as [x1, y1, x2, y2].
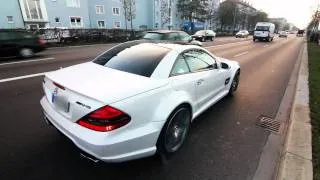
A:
[77, 106, 131, 132]
[37, 38, 46, 45]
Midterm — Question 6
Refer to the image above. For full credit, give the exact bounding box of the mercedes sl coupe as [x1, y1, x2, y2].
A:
[40, 41, 240, 163]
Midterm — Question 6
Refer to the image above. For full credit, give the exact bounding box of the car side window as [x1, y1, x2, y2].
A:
[196, 50, 216, 65]
[171, 55, 190, 76]
[179, 32, 191, 41]
[0, 32, 13, 41]
[183, 50, 215, 72]
[167, 33, 179, 40]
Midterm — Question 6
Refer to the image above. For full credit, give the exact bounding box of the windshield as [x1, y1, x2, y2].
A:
[93, 42, 170, 77]
[255, 26, 269, 31]
[143, 32, 165, 40]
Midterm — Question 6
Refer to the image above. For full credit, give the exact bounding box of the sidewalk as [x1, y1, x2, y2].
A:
[277, 42, 313, 180]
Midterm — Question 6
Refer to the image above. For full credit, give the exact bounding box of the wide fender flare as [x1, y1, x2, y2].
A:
[151, 90, 194, 125]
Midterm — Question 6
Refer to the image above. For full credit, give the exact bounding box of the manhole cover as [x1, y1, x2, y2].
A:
[256, 116, 283, 134]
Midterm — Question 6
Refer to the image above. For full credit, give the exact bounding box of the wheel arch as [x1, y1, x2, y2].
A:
[152, 91, 194, 124]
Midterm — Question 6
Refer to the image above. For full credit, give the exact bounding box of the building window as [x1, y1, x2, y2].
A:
[97, 20, 105, 28]
[55, 17, 60, 23]
[70, 17, 82, 27]
[66, 0, 80, 8]
[114, 21, 121, 28]
[95, 5, 104, 14]
[23, 0, 44, 20]
[7, 16, 14, 23]
[113, 7, 120, 15]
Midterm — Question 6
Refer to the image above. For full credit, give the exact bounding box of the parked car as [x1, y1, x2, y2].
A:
[253, 22, 275, 42]
[278, 31, 288, 38]
[142, 30, 202, 46]
[41, 41, 240, 163]
[0, 31, 46, 58]
[235, 30, 249, 38]
[192, 30, 216, 42]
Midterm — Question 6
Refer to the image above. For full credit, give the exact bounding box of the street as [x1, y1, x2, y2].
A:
[0, 36, 304, 180]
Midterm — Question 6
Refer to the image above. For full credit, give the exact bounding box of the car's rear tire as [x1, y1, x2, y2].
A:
[19, 48, 34, 58]
[157, 105, 191, 158]
[228, 71, 240, 96]
[201, 37, 205, 42]
[210, 37, 214, 41]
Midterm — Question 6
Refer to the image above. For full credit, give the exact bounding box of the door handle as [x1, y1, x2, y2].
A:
[197, 79, 204, 85]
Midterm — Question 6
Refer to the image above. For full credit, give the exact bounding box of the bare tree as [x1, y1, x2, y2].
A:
[206, 1, 218, 29]
[121, 0, 136, 31]
[177, 0, 209, 22]
[160, 0, 170, 28]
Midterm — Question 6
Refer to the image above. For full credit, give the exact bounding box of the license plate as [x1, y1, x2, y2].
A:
[52, 88, 70, 113]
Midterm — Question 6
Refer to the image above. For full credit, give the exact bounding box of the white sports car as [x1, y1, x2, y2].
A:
[40, 41, 240, 163]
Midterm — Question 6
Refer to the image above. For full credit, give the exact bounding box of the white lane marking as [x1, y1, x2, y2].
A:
[0, 57, 55, 66]
[205, 40, 251, 48]
[263, 45, 269, 48]
[0, 72, 49, 83]
[234, 51, 249, 57]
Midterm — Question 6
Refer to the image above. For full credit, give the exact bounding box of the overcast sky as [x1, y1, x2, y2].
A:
[246, 0, 319, 28]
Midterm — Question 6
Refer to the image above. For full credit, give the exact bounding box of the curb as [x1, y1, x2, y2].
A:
[277, 42, 313, 180]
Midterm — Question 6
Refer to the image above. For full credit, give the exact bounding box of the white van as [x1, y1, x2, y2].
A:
[253, 22, 275, 42]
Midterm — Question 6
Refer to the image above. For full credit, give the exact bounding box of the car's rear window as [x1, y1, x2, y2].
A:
[255, 26, 269, 31]
[93, 42, 170, 77]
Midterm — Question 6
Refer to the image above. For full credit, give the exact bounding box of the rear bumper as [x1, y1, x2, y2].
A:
[40, 96, 161, 162]
[253, 36, 269, 40]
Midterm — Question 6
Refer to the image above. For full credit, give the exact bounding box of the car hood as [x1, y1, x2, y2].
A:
[45, 62, 168, 104]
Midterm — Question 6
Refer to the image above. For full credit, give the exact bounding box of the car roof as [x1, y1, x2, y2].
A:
[113, 40, 200, 53]
[147, 30, 185, 34]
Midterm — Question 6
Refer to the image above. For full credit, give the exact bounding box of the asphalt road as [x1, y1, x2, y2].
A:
[0, 36, 304, 180]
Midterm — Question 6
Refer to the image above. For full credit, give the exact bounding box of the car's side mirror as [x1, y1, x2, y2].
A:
[221, 62, 230, 69]
[209, 63, 218, 69]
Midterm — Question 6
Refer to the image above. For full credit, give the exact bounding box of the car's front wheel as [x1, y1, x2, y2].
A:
[228, 71, 240, 96]
[157, 105, 191, 156]
[19, 48, 34, 58]
[201, 37, 205, 42]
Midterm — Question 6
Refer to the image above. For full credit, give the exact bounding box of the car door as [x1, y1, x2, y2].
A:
[183, 50, 223, 109]
[0, 32, 16, 57]
[169, 54, 199, 112]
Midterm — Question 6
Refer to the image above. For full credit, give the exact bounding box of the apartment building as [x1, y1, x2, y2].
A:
[45, 0, 90, 28]
[0, 0, 217, 30]
[0, 0, 24, 29]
